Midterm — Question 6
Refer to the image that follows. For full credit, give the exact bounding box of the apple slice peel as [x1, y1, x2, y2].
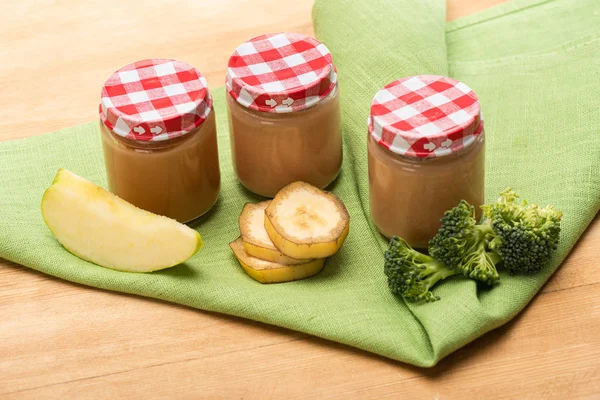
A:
[41, 169, 202, 272]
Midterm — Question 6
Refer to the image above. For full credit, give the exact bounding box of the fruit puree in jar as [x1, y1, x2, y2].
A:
[367, 75, 485, 248]
[99, 59, 220, 222]
[226, 32, 342, 198]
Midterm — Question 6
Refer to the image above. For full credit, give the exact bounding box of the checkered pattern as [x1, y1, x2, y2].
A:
[226, 32, 337, 113]
[99, 59, 212, 142]
[368, 75, 483, 158]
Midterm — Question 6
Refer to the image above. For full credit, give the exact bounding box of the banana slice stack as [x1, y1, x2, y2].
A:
[230, 182, 350, 283]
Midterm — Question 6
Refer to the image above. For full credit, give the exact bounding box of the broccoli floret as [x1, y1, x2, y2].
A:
[429, 189, 563, 282]
[384, 237, 460, 302]
[429, 200, 500, 285]
[482, 189, 563, 273]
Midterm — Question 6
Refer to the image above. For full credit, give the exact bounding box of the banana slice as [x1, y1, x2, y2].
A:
[265, 182, 350, 259]
[239, 201, 309, 264]
[229, 238, 326, 283]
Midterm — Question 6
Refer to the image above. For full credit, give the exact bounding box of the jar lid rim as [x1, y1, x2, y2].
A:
[99, 58, 212, 142]
[368, 75, 482, 158]
[226, 32, 337, 113]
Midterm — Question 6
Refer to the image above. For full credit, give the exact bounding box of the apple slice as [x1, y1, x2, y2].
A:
[239, 201, 308, 264]
[265, 182, 350, 259]
[41, 169, 203, 272]
[229, 238, 326, 283]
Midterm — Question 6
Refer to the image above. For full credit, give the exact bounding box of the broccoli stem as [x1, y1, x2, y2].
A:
[487, 252, 502, 265]
[475, 220, 494, 237]
[423, 266, 461, 289]
[453, 223, 501, 285]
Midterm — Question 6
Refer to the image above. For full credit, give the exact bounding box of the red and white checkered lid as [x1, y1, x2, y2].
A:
[99, 59, 212, 142]
[368, 75, 483, 158]
[226, 32, 337, 113]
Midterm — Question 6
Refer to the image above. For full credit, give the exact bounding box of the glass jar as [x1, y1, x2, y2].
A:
[368, 75, 485, 248]
[99, 59, 220, 223]
[225, 32, 342, 198]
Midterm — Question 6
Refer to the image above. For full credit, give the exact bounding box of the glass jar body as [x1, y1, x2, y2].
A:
[226, 86, 342, 197]
[367, 132, 485, 249]
[100, 110, 220, 223]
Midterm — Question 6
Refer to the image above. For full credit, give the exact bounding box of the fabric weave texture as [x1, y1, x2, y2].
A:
[0, 0, 598, 366]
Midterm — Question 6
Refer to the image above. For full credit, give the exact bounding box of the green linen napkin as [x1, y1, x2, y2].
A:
[1, 0, 598, 367]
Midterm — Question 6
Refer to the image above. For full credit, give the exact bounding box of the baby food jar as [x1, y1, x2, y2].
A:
[368, 75, 485, 248]
[99, 59, 220, 223]
[226, 32, 342, 198]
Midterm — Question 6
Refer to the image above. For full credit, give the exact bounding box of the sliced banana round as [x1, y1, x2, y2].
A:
[229, 238, 326, 283]
[265, 182, 350, 259]
[239, 201, 308, 265]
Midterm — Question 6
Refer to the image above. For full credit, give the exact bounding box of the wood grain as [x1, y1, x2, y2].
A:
[0, 0, 598, 398]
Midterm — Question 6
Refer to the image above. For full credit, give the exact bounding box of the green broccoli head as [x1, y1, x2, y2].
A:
[429, 200, 500, 285]
[428, 200, 476, 266]
[429, 189, 562, 283]
[383, 190, 562, 303]
[482, 189, 563, 273]
[384, 236, 459, 302]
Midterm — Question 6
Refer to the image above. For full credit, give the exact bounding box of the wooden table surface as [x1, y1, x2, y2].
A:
[1, 0, 598, 398]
